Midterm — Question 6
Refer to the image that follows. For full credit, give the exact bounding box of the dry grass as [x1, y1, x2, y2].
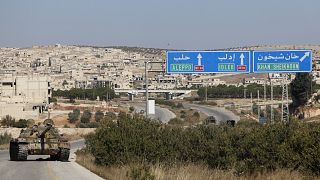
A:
[0, 144, 9, 150]
[76, 151, 311, 180]
[76, 151, 129, 180]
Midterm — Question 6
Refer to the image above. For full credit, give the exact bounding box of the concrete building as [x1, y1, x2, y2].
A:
[0, 75, 52, 120]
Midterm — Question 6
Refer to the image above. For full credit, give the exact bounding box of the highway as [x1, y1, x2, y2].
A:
[0, 139, 103, 180]
[131, 103, 176, 123]
[185, 103, 240, 124]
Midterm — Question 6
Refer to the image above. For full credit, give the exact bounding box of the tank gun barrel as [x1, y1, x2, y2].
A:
[38, 123, 52, 137]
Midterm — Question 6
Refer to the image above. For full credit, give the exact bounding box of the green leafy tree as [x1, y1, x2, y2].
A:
[95, 110, 104, 122]
[68, 109, 80, 123]
[81, 110, 92, 123]
[290, 73, 313, 112]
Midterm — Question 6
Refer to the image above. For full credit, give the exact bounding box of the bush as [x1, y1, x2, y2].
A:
[180, 114, 186, 119]
[168, 118, 184, 125]
[13, 119, 28, 128]
[77, 123, 88, 128]
[129, 106, 135, 112]
[193, 112, 200, 118]
[63, 124, 70, 128]
[0, 132, 11, 145]
[1, 115, 15, 127]
[86, 116, 320, 176]
[105, 112, 117, 120]
[49, 97, 57, 104]
[95, 111, 104, 122]
[87, 122, 100, 128]
[68, 109, 80, 123]
[155, 99, 176, 108]
[81, 110, 92, 123]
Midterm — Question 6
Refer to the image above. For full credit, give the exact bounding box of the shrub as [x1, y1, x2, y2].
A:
[95, 111, 104, 122]
[81, 110, 92, 123]
[85, 116, 320, 176]
[105, 112, 117, 120]
[13, 119, 28, 128]
[129, 106, 135, 112]
[0, 132, 11, 145]
[1, 115, 15, 127]
[168, 118, 184, 125]
[193, 112, 200, 118]
[49, 97, 57, 103]
[63, 124, 70, 128]
[87, 122, 100, 128]
[68, 109, 80, 123]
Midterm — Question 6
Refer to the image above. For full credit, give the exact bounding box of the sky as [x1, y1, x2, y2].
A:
[0, 0, 319, 50]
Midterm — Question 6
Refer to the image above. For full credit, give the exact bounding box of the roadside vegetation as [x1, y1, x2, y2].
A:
[197, 81, 319, 100]
[77, 112, 320, 179]
[197, 84, 284, 99]
[0, 115, 30, 128]
[76, 151, 306, 180]
[53, 87, 116, 102]
[0, 132, 11, 150]
[67, 108, 118, 128]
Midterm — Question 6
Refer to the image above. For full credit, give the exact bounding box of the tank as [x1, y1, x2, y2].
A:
[9, 120, 70, 161]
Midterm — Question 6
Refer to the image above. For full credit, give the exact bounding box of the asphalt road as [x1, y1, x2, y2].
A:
[185, 103, 240, 124]
[132, 103, 176, 123]
[0, 139, 103, 180]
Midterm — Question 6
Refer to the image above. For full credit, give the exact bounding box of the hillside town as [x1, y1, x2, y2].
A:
[0, 44, 319, 120]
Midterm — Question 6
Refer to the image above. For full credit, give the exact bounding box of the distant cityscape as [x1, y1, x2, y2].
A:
[0, 44, 320, 120]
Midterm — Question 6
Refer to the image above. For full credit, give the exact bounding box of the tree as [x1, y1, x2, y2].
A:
[81, 110, 92, 123]
[49, 97, 57, 104]
[290, 73, 313, 113]
[129, 106, 135, 112]
[95, 110, 104, 122]
[14, 119, 28, 128]
[1, 115, 15, 127]
[68, 109, 80, 123]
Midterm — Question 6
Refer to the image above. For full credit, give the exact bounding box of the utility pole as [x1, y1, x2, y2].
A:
[145, 61, 149, 119]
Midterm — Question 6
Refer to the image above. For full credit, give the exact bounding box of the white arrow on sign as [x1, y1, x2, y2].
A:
[240, 53, 245, 65]
[300, 52, 310, 62]
[197, 53, 202, 66]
